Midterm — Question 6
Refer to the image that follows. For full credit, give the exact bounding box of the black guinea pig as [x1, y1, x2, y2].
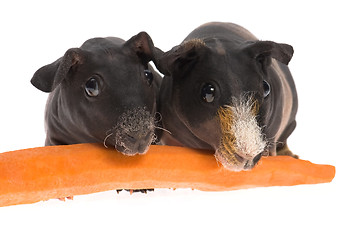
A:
[31, 32, 163, 156]
[155, 22, 298, 171]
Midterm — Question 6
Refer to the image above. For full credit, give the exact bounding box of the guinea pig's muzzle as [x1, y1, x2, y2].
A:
[104, 107, 156, 156]
[215, 96, 267, 171]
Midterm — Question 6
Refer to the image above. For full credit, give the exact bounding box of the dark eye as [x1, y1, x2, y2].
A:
[201, 83, 215, 103]
[85, 78, 99, 97]
[144, 69, 153, 86]
[263, 80, 271, 98]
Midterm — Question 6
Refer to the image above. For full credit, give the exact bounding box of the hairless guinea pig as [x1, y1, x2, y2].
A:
[155, 22, 298, 171]
[31, 32, 162, 156]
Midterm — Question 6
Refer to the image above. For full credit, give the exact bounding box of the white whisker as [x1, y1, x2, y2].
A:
[151, 133, 158, 144]
[214, 154, 221, 168]
[155, 126, 172, 135]
[103, 132, 113, 149]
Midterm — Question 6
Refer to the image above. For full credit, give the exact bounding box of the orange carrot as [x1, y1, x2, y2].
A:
[0, 143, 335, 207]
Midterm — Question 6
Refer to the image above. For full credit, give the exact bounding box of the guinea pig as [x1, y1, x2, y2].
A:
[31, 32, 163, 156]
[155, 22, 298, 171]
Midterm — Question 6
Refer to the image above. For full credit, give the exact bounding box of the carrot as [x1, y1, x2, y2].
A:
[0, 143, 335, 207]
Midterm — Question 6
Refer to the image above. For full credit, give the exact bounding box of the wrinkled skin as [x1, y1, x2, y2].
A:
[155, 22, 298, 171]
[31, 32, 163, 156]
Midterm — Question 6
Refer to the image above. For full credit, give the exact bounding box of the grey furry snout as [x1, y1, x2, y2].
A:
[106, 107, 156, 155]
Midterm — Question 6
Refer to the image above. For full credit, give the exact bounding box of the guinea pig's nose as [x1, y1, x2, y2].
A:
[252, 153, 263, 165]
[125, 133, 138, 144]
[126, 131, 152, 143]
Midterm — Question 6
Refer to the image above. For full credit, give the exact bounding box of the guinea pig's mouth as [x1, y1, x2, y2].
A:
[215, 96, 267, 171]
[215, 150, 264, 171]
[113, 131, 155, 156]
[103, 107, 156, 156]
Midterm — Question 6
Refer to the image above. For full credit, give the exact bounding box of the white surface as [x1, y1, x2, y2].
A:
[0, 0, 359, 239]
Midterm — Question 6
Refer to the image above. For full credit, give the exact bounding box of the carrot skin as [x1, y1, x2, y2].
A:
[0, 143, 335, 207]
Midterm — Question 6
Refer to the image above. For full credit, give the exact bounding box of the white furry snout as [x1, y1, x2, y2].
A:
[216, 96, 267, 171]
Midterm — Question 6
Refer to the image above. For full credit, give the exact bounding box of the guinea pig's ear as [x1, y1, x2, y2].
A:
[243, 41, 293, 71]
[124, 31, 164, 66]
[31, 48, 85, 92]
[156, 39, 208, 77]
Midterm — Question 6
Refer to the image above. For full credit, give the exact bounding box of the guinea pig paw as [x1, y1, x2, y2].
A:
[116, 189, 154, 195]
[57, 196, 74, 201]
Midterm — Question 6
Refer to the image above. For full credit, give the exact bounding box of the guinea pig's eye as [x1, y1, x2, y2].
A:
[263, 80, 271, 98]
[144, 69, 153, 86]
[85, 78, 99, 97]
[201, 83, 215, 103]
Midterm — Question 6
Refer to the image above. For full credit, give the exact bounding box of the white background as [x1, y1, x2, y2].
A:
[0, 0, 359, 239]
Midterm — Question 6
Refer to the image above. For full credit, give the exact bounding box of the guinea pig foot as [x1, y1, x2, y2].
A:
[57, 196, 74, 201]
[276, 143, 299, 159]
[116, 189, 154, 195]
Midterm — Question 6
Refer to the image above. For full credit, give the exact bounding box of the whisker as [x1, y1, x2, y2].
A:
[114, 144, 121, 152]
[262, 149, 270, 157]
[263, 137, 285, 157]
[213, 154, 221, 168]
[103, 132, 114, 149]
[151, 133, 158, 144]
[155, 126, 172, 135]
[154, 111, 163, 123]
